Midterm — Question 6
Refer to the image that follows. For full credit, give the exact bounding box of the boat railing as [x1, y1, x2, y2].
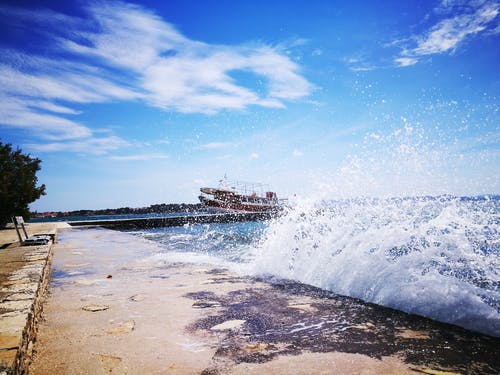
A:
[219, 180, 272, 198]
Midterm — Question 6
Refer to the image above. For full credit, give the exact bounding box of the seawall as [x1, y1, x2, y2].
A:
[68, 211, 275, 229]
[0, 223, 66, 375]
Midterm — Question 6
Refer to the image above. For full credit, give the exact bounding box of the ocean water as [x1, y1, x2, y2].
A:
[130, 195, 499, 338]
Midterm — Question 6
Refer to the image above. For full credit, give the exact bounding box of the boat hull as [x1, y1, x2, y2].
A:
[199, 195, 280, 213]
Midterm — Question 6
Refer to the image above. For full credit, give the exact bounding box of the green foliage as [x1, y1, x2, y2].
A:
[0, 141, 46, 225]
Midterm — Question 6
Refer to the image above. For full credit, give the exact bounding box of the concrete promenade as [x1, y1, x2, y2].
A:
[1, 222, 499, 374]
[28, 227, 500, 374]
[0, 223, 67, 375]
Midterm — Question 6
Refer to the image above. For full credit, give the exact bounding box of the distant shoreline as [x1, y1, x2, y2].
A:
[29, 210, 215, 224]
[30, 203, 205, 221]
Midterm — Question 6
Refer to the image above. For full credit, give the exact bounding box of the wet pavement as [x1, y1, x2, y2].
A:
[24, 228, 500, 374]
[186, 279, 500, 374]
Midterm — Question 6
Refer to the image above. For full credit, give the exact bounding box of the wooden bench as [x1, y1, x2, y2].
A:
[12, 216, 54, 246]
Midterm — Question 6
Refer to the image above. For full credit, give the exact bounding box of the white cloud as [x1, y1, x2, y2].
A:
[0, 64, 139, 104]
[414, 5, 498, 55]
[0, 95, 91, 140]
[0, 1, 312, 151]
[108, 153, 169, 161]
[198, 142, 233, 150]
[395, 1, 499, 66]
[28, 100, 81, 115]
[349, 65, 377, 72]
[394, 57, 419, 67]
[292, 149, 303, 157]
[26, 136, 129, 155]
[0, 56, 139, 145]
[344, 55, 378, 71]
[61, 2, 313, 113]
[250, 152, 259, 159]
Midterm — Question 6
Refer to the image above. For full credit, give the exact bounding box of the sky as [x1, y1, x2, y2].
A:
[0, 0, 499, 212]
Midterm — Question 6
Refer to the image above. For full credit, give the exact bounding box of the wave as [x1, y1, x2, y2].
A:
[248, 195, 499, 337]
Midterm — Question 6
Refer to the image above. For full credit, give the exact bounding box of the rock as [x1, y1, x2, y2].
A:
[74, 279, 101, 286]
[210, 320, 246, 331]
[192, 301, 221, 309]
[395, 328, 431, 340]
[82, 304, 109, 312]
[350, 322, 375, 331]
[129, 294, 145, 302]
[106, 320, 135, 334]
[288, 303, 316, 312]
[244, 343, 268, 352]
[417, 369, 461, 375]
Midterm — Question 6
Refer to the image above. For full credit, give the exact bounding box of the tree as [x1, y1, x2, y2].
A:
[0, 141, 46, 226]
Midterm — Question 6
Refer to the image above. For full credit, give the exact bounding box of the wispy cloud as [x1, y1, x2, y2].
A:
[0, 1, 313, 152]
[108, 153, 169, 161]
[349, 65, 377, 72]
[26, 136, 130, 155]
[395, 1, 499, 66]
[0, 95, 92, 140]
[394, 57, 419, 67]
[344, 55, 377, 72]
[198, 142, 233, 150]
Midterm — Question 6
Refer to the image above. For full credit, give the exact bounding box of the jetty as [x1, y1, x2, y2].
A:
[68, 211, 274, 230]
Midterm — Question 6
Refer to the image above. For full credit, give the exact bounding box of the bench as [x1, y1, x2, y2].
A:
[12, 216, 54, 246]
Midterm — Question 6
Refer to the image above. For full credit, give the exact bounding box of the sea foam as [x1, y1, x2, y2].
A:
[249, 195, 499, 337]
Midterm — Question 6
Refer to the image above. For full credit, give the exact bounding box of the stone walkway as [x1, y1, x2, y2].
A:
[0, 222, 67, 375]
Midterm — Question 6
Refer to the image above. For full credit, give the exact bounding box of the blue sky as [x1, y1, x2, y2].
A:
[1, 0, 499, 211]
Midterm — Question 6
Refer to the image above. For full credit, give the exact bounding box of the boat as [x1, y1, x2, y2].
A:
[199, 179, 284, 213]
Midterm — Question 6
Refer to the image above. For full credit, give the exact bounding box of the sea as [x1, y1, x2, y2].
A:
[92, 194, 498, 338]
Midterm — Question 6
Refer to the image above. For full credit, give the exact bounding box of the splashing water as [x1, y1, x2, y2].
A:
[249, 195, 499, 336]
[247, 124, 499, 336]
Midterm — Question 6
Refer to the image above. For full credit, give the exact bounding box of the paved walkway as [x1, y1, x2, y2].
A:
[1, 224, 499, 374]
[27, 228, 500, 374]
[0, 222, 68, 375]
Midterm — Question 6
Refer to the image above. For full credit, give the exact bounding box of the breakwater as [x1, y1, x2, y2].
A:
[68, 212, 274, 230]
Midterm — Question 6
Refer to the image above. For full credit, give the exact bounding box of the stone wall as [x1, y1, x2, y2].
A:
[0, 239, 54, 374]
